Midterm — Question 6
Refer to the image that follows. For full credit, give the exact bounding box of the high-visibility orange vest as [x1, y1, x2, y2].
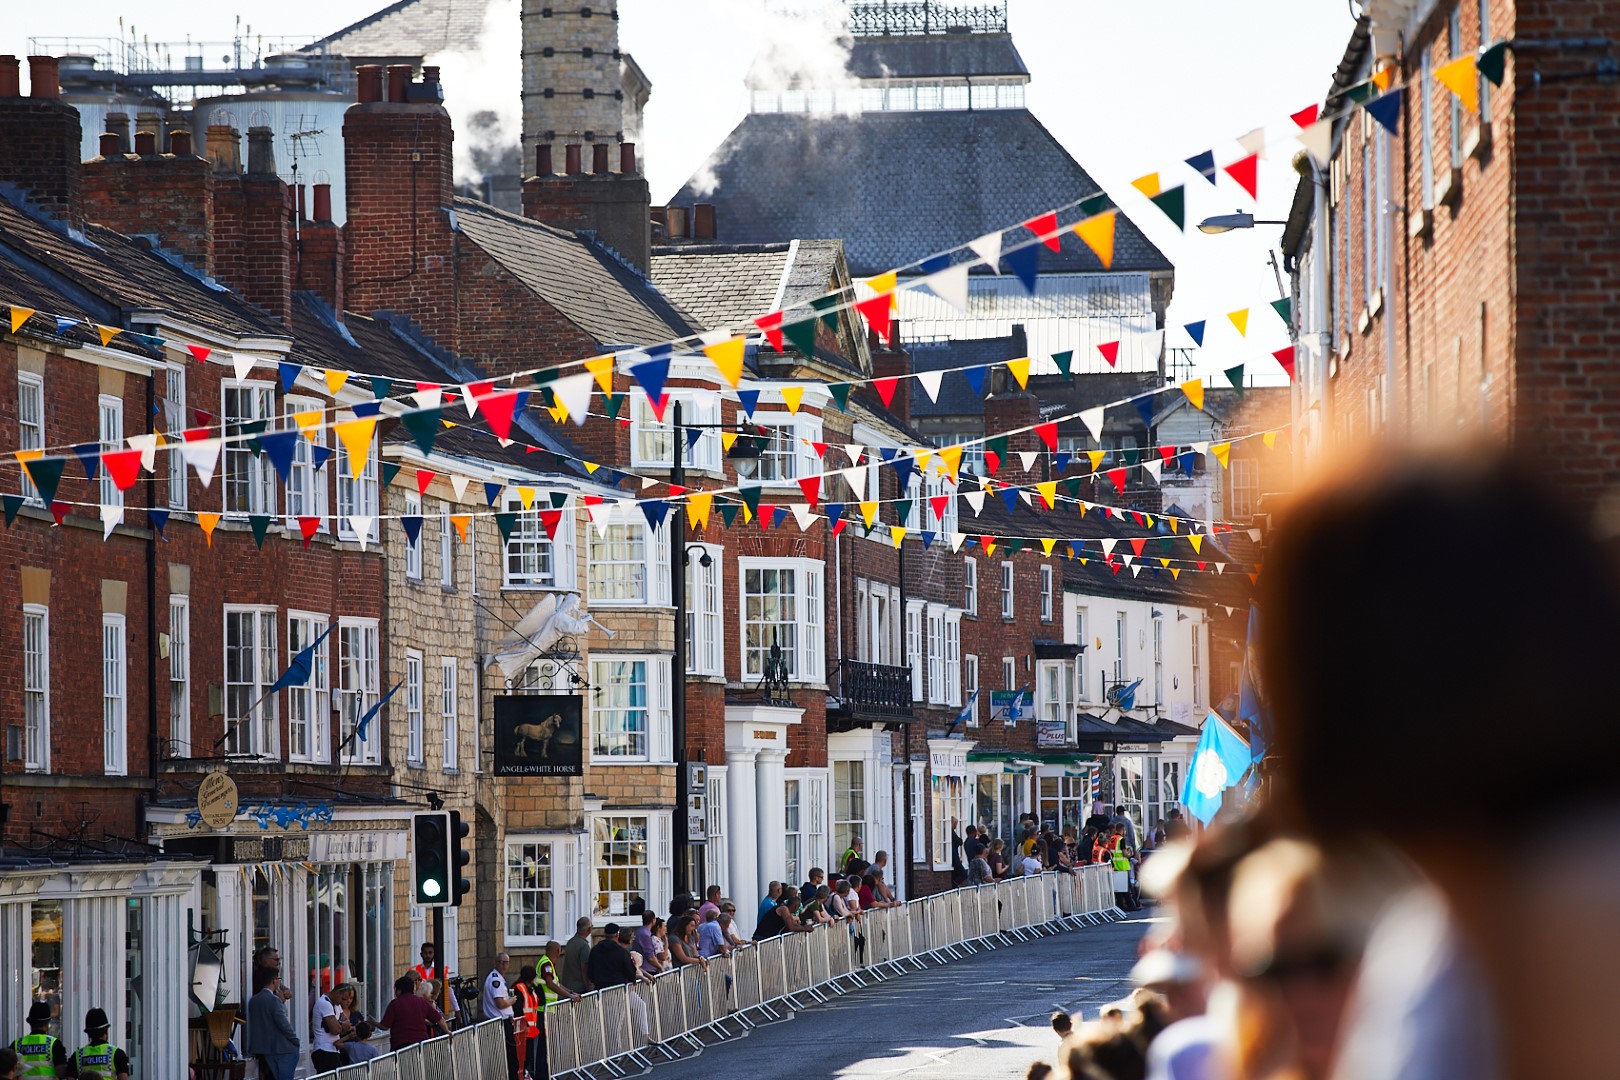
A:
[515, 981, 541, 1036]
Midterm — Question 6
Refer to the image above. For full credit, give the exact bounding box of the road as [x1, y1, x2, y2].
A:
[632, 914, 1156, 1079]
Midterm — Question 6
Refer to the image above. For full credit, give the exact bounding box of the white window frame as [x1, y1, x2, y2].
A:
[103, 613, 127, 775]
[286, 611, 330, 764]
[784, 776, 803, 887]
[502, 496, 574, 590]
[439, 509, 455, 589]
[930, 768, 970, 871]
[1114, 612, 1128, 683]
[738, 557, 824, 682]
[926, 604, 947, 705]
[750, 413, 822, 487]
[403, 491, 423, 581]
[222, 380, 276, 517]
[963, 653, 979, 726]
[168, 596, 191, 758]
[441, 657, 459, 770]
[283, 395, 327, 530]
[631, 391, 722, 473]
[97, 394, 124, 511]
[1074, 607, 1088, 702]
[590, 811, 669, 919]
[945, 613, 961, 708]
[1002, 656, 1016, 693]
[1040, 564, 1054, 622]
[685, 542, 724, 676]
[404, 649, 424, 766]
[504, 837, 557, 946]
[223, 605, 278, 758]
[1153, 617, 1165, 706]
[832, 759, 866, 866]
[589, 654, 673, 763]
[336, 429, 379, 545]
[1037, 659, 1073, 738]
[165, 362, 188, 510]
[1231, 458, 1260, 520]
[1191, 622, 1203, 708]
[963, 557, 977, 616]
[338, 618, 381, 765]
[1000, 561, 1015, 620]
[906, 600, 924, 701]
[1420, 46, 1436, 211]
[909, 766, 926, 864]
[1448, 10, 1465, 171]
[23, 604, 50, 771]
[588, 512, 669, 606]
[17, 371, 44, 504]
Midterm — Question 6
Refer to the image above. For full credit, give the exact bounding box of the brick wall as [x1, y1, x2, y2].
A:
[0, 95, 82, 227]
[82, 151, 215, 276]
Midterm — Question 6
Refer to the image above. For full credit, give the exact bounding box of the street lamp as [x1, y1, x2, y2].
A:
[1196, 210, 1289, 234]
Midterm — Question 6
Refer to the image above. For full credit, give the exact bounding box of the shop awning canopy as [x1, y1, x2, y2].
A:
[1075, 711, 1202, 744]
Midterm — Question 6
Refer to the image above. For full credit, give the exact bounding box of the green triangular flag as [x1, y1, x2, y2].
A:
[381, 461, 403, 488]
[531, 368, 559, 387]
[1122, 448, 1140, 467]
[402, 408, 441, 456]
[1051, 350, 1074, 378]
[1270, 297, 1292, 325]
[22, 457, 65, 507]
[985, 434, 1008, 457]
[1342, 81, 1377, 105]
[1079, 192, 1114, 217]
[828, 383, 851, 411]
[810, 295, 840, 330]
[242, 420, 267, 457]
[249, 514, 271, 548]
[494, 512, 518, 543]
[738, 486, 761, 514]
[2, 493, 23, 526]
[718, 501, 740, 528]
[894, 499, 912, 525]
[1225, 364, 1246, 395]
[536, 386, 556, 409]
[1478, 40, 1509, 86]
[1063, 476, 1083, 496]
[862, 517, 878, 537]
[603, 393, 625, 421]
[1149, 185, 1186, 231]
[549, 491, 568, 509]
[1159, 537, 1174, 556]
[781, 317, 818, 357]
[371, 376, 394, 401]
[1003, 537, 1026, 555]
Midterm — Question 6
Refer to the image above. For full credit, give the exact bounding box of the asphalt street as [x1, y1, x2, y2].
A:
[632, 914, 1157, 1079]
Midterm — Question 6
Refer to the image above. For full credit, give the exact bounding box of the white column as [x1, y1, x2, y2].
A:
[62, 893, 123, 1051]
[0, 901, 30, 1034]
[754, 749, 788, 902]
[213, 868, 244, 1004]
[725, 749, 759, 935]
[146, 892, 189, 1080]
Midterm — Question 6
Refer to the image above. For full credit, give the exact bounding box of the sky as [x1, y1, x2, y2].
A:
[5, 1, 1357, 382]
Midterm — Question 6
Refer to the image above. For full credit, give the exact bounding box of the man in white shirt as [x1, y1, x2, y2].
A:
[482, 952, 519, 1080]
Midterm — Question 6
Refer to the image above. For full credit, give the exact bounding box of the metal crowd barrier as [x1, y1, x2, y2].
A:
[310, 1016, 507, 1079]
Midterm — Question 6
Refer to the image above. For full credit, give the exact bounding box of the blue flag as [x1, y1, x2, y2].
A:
[1238, 603, 1269, 765]
[949, 689, 979, 731]
[269, 624, 334, 693]
[1181, 711, 1252, 824]
[354, 680, 403, 744]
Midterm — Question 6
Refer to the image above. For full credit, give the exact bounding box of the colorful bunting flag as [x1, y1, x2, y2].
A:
[1006, 357, 1030, 389]
[1025, 211, 1061, 251]
[10, 306, 35, 333]
[1225, 364, 1246, 394]
[704, 336, 746, 387]
[1228, 308, 1250, 337]
[1131, 173, 1162, 198]
[1366, 88, 1404, 135]
[1435, 55, 1480, 112]
[1186, 150, 1218, 185]
[1002, 244, 1041, 295]
[1273, 346, 1297, 381]
[969, 231, 1004, 270]
[1290, 103, 1321, 128]
[629, 355, 670, 404]
[1224, 153, 1260, 200]
[855, 294, 895, 344]
[1181, 378, 1206, 412]
[1270, 297, 1292, 325]
[1149, 186, 1186, 231]
[1097, 341, 1121, 367]
[334, 418, 377, 478]
[1074, 211, 1117, 269]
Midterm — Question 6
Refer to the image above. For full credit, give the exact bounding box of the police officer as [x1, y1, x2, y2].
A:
[69, 1010, 127, 1080]
[10, 1002, 68, 1079]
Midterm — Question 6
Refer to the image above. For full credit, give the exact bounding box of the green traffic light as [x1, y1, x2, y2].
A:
[423, 879, 443, 898]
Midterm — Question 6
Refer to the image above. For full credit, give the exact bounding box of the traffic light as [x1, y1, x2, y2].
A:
[412, 811, 451, 905]
[449, 809, 472, 907]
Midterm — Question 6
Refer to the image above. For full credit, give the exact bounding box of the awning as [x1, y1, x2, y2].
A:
[1033, 639, 1084, 659]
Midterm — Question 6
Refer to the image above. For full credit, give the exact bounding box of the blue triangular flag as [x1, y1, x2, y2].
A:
[1180, 450, 1198, 476]
[1001, 244, 1041, 295]
[401, 515, 423, 547]
[1068, 541, 1083, 560]
[1000, 486, 1021, 512]
[963, 366, 988, 397]
[485, 482, 504, 507]
[736, 389, 760, 417]
[55, 317, 78, 335]
[920, 530, 936, 549]
[352, 400, 382, 419]
[888, 455, 914, 491]
[770, 506, 789, 529]
[630, 356, 670, 405]
[73, 443, 101, 481]
[148, 508, 170, 540]
[258, 430, 299, 483]
[1366, 88, 1403, 136]
[1054, 452, 1071, 473]
[311, 445, 333, 472]
[686, 427, 703, 452]
[1135, 397, 1156, 431]
[825, 503, 844, 528]
[270, 624, 335, 692]
[918, 253, 952, 275]
[1184, 320, 1206, 347]
[641, 499, 671, 530]
[1185, 150, 1218, 185]
[278, 361, 303, 393]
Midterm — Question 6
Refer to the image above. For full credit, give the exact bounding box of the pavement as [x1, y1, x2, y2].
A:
[629, 914, 1159, 1079]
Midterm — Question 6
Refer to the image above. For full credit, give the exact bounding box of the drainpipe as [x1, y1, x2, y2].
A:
[1311, 162, 1333, 466]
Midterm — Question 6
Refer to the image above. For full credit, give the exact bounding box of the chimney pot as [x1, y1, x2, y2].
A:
[0, 55, 20, 98]
[537, 144, 553, 176]
[168, 128, 193, 156]
[356, 64, 383, 103]
[246, 125, 276, 175]
[619, 142, 637, 175]
[666, 205, 690, 240]
[133, 130, 157, 156]
[693, 203, 717, 240]
[313, 183, 332, 222]
[422, 65, 440, 84]
[106, 112, 131, 151]
[386, 64, 412, 103]
[97, 132, 122, 158]
[564, 143, 582, 174]
[592, 143, 610, 175]
[205, 124, 241, 174]
[26, 56, 60, 99]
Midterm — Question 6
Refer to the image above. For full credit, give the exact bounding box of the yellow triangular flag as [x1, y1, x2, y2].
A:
[1434, 55, 1480, 112]
[982, 538, 997, 557]
[1169, 517, 1180, 534]
[10, 306, 35, 333]
[915, 450, 932, 473]
[334, 418, 377, 478]
[1181, 378, 1206, 412]
[859, 501, 879, 528]
[1006, 356, 1031, 388]
[517, 486, 537, 511]
[741, 503, 753, 525]
[687, 492, 713, 530]
[890, 525, 907, 548]
[781, 386, 804, 414]
[1227, 308, 1249, 337]
[1144, 513, 1156, 529]
[293, 409, 323, 441]
[584, 354, 615, 394]
[721, 431, 739, 453]
[1210, 442, 1231, 468]
[704, 337, 746, 387]
[1160, 558, 1171, 568]
[325, 370, 351, 396]
[548, 403, 569, 424]
[1073, 210, 1117, 269]
[1171, 567, 1181, 580]
[1087, 449, 1105, 472]
[449, 514, 471, 542]
[1371, 63, 1394, 91]
[197, 512, 221, 546]
[1131, 172, 1162, 198]
[1188, 534, 1203, 554]
[940, 445, 963, 479]
[98, 324, 123, 347]
[1263, 431, 1278, 450]
[1040, 537, 1057, 556]
[1036, 480, 1057, 508]
[865, 270, 900, 311]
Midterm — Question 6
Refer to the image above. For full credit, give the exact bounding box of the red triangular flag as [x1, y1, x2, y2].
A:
[1097, 341, 1120, 367]
[50, 501, 69, 525]
[930, 495, 949, 521]
[192, 409, 214, 427]
[648, 393, 669, 422]
[417, 382, 442, 393]
[1272, 345, 1297, 381]
[1107, 467, 1128, 491]
[102, 449, 144, 491]
[1290, 104, 1320, 128]
[479, 390, 521, 440]
[298, 516, 321, 547]
[831, 519, 848, 538]
[873, 376, 900, 408]
[985, 450, 1001, 476]
[1034, 421, 1058, 451]
[465, 381, 494, 413]
[667, 484, 687, 499]
[1224, 153, 1260, 200]
[1197, 561, 1208, 572]
[754, 311, 785, 351]
[538, 509, 563, 540]
[1025, 211, 1061, 251]
[187, 344, 211, 364]
[1129, 537, 1147, 557]
[1159, 445, 1177, 464]
[1111, 560, 1123, 575]
[811, 441, 828, 459]
[759, 504, 776, 529]
[416, 469, 436, 495]
[798, 476, 821, 507]
[980, 535, 997, 551]
[855, 294, 894, 344]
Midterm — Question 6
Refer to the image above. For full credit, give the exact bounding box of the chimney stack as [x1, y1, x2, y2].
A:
[246, 125, 276, 175]
[133, 130, 157, 156]
[0, 56, 20, 97]
[536, 144, 553, 176]
[386, 64, 412, 104]
[592, 143, 610, 175]
[523, 136, 653, 272]
[620, 142, 636, 175]
[356, 65, 383, 104]
[299, 181, 345, 315]
[96, 132, 122, 158]
[0, 56, 84, 227]
[105, 113, 130, 151]
[169, 128, 193, 156]
[692, 203, 716, 241]
[205, 124, 241, 174]
[203, 123, 294, 325]
[83, 120, 215, 276]
[519, 0, 626, 195]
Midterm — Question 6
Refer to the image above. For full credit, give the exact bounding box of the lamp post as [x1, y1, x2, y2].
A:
[1195, 210, 1289, 234]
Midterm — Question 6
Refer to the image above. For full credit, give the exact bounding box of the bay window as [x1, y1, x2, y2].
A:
[632, 390, 721, 472]
[588, 514, 670, 605]
[751, 414, 822, 486]
[739, 557, 824, 682]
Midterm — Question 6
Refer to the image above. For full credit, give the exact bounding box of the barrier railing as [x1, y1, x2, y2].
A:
[312, 1016, 507, 1079]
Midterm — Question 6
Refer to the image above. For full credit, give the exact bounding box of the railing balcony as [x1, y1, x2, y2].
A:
[831, 659, 914, 723]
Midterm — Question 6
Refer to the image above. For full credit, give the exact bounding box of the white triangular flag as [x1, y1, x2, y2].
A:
[1018, 489, 1033, 506]
[232, 353, 256, 381]
[1079, 406, 1106, 444]
[1192, 441, 1210, 455]
[413, 386, 444, 411]
[589, 502, 615, 539]
[1238, 126, 1268, 157]
[844, 444, 864, 467]
[449, 474, 471, 501]
[349, 516, 376, 551]
[641, 476, 659, 490]
[791, 504, 815, 531]
[916, 370, 944, 403]
[1248, 529, 1263, 543]
[1131, 564, 1142, 577]
[925, 263, 971, 311]
[1120, 553, 1134, 567]
[1215, 563, 1227, 575]
[963, 490, 985, 515]
[1143, 459, 1162, 482]
[969, 231, 1004, 271]
[181, 438, 223, 488]
[949, 532, 967, 553]
[462, 384, 482, 418]
[127, 433, 160, 472]
[840, 467, 867, 501]
[1298, 118, 1333, 170]
[551, 372, 594, 427]
[100, 504, 123, 539]
[1101, 538, 1119, 557]
[1018, 451, 1040, 472]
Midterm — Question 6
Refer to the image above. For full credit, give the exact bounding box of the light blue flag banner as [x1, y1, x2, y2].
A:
[1181, 710, 1252, 824]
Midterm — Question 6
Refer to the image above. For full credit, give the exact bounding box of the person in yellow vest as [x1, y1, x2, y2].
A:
[11, 1001, 68, 1078]
[70, 1010, 127, 1080]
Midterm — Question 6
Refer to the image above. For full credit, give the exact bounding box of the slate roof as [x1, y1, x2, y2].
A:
[672, 109, 1172, 278]
[454, 198, 698, 349]
[649, 243, 791, 333]
[305, 0, 493, 60]
[908, 333, 1027, 419]
[844, 33, 1029, 79]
